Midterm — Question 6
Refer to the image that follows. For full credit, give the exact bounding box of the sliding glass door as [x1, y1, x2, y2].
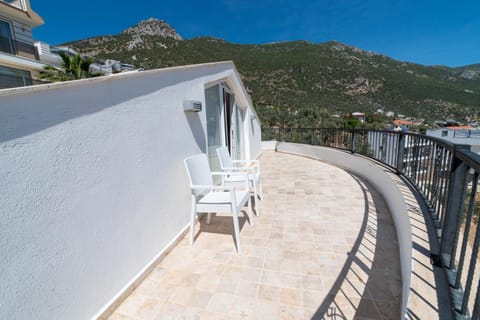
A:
[204, 83, 246, 170]
[205, 85, 223, 171]
[232, 104, 245, 160]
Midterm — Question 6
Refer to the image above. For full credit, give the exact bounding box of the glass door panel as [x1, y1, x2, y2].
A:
[223, 88, 233, 155]
[205, 85, 223, 172]
[233, 105, 245, 160]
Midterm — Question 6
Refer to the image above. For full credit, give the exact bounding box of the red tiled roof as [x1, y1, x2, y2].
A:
[446, 126, 472, 130]
[393, 119, 415, 126]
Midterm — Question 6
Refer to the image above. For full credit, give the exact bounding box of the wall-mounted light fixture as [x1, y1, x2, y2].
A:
[183, 100, 202, 112]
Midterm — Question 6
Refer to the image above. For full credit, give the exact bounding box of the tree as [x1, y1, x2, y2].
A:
[37, 65, 72, 82]
[38, 52, 94, 82]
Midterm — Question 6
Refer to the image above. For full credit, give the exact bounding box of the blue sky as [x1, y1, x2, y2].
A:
[32, 0, 479, 67]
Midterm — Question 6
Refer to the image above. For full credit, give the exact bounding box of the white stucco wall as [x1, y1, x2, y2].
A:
[0, 62, 260, 320]
[246, 108, 262, 159]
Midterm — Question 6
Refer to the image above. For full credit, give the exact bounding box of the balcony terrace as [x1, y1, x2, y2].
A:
[3, 64, 479, 319]
[105, 146, 445, 320]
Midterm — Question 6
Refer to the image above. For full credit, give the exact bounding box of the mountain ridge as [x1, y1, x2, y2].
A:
[64, 18, 480, 127]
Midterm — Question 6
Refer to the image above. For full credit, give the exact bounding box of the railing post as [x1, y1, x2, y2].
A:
[440, 145, 471, 270]
[351, 129, 356, 153]
[395, 132, 406, 175]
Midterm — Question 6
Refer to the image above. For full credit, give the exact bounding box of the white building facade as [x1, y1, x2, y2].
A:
[0, 0, 45, 88]
[427, 128, 480, 154]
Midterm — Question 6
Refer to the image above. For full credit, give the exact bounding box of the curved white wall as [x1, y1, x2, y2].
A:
[0, 62, 260, 319]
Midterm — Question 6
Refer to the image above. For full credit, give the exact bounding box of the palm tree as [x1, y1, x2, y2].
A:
[38, 52, 94, 82]
[61, 52, 93, 79]
[37, 65, 72, 82]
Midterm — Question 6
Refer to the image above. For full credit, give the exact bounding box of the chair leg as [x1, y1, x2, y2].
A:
[258, 179, 263, 200]
[246, 195, 253, 226]
[232, 208, 241, 254]
[253, 181, 260, 216]
[190, 195, 197, 245]
[206, 213, 212, 224]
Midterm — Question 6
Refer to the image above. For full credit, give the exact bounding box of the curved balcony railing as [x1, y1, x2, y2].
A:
[263, 127, 480, 320]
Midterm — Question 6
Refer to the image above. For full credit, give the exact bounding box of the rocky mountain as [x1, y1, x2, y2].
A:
[121, 18, 182, 51]
[64, 19, 480, 128]
[122, 18, 182, 40]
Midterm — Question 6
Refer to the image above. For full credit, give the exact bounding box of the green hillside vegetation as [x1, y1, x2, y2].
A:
[65, 29, 480, 129]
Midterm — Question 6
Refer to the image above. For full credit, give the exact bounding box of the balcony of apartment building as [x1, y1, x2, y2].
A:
[2, 63, 480, 320]
[0, 34, 46, 88]
[102, 147, 407, 320]
[0, 0, 43, 61]
[0, 0, 45, 88]
[102, 130, 480, 320]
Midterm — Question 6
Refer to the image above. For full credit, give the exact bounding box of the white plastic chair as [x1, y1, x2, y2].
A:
[216, 146, 262, 216]
[184, 154, 252, 254]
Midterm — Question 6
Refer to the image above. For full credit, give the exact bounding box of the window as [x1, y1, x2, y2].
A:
[3, 0, 26, 10]
[0, 20, 14, 54]
[0, 65, 32, 89]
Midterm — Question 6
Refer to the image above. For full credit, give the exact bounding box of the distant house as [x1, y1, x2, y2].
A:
[427, 126, 480, 154]
[89, 59, 137, 76]
[385, 111, 395, 117]
[393, 119, 415, 127]
[0, 0, 45, 88]
[34, 41, 78, 68]
[351, 112, 366, 123]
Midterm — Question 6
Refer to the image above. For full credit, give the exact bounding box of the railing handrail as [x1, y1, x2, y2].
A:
[264, 127, 478, 166]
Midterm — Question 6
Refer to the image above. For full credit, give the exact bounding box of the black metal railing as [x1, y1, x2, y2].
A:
[264, 127, 480, 319]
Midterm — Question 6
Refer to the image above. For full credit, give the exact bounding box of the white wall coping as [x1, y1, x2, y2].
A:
[0, 60, 260, 122]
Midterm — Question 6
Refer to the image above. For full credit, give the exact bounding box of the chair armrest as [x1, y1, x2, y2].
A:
[219, 166, 254, 173]
[191, 184, 234, 191]
[213, 171, 249, 178]
[232, 159, 259, 165]
[212, 171, 250, 190]
[231, 160, 260, 172]
[211, 171, 235, 176]
[190, 184, 240, 205]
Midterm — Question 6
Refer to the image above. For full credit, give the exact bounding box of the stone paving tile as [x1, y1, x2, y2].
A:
[107, 151, 401, 320]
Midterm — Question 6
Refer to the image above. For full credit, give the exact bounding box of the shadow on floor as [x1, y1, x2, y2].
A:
[394, 175, 452, 320]
[312, 175, 402, 320]
[195, 211, 250, 246]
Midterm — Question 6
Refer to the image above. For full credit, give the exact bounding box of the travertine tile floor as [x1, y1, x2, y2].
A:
[108, 151, 401, 320]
